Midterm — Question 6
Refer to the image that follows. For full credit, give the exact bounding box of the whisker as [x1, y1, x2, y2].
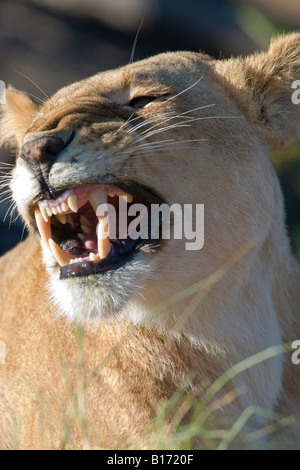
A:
[20, 222, 27, 241]
[3, 201, 16, 223]
[129, 18, 144, 64]
[127, 112, 175, 135]
[135, 115, 239, 144]
[9, 205, 19, 229]
[12, 70, 50, 100]
[165, 77, 204, 103]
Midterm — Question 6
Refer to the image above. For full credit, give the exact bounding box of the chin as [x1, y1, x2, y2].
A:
[43, 242, 158, 324]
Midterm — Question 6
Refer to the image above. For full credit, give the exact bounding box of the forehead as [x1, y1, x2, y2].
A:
[48, 52, 212, 105]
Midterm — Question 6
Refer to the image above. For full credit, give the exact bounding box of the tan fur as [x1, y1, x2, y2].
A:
[0, 87, 39, 148]
[0, 34, 300, 449]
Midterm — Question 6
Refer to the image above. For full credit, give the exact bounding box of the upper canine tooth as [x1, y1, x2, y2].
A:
[120, 194, 133, 203]
[68, 194, 78, 213]
[88, 189, 107, 216]
[34, 208, 52, 249]
[48, 238, 74, 266]
[115, 189, 133, 203]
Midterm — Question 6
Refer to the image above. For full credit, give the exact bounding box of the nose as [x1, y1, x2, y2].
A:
[19, 136, 68, 166]
[19, 135, 71, 198]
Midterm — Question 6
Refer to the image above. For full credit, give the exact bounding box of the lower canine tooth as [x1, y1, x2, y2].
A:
[41, 208, 49, 223]
[48, 238, 73, 266]
[97, 219, 112, 259]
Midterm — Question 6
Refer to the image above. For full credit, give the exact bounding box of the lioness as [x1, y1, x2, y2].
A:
[0, 34, 299, 450]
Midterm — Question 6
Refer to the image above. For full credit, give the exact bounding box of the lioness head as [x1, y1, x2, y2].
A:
[1, 34, 300, 336]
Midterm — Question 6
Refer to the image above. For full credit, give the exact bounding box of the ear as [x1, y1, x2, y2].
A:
[0, 87, 39, 149]
[215, 34, 300, 150]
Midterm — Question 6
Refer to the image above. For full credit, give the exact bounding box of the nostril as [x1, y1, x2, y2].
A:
[43, 137, 67, 157]
[19, 134, 72, 165]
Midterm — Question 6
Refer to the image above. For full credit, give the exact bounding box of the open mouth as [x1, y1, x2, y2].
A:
[34, 183, 163, 279]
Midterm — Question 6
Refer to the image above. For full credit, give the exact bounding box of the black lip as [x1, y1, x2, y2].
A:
[55, 181, 165, 279]
[60, 245, 138, 279]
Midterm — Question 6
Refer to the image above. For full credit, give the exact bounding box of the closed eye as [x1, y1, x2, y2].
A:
[128, 94, 170, 110]
[128, 96, 158, 109]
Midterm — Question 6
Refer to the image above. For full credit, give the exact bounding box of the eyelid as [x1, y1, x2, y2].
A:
[128, 94, 170, 109]
[128, 96, 156, 109]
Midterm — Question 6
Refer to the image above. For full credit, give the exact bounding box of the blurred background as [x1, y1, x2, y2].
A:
[0, 0, 300, 258]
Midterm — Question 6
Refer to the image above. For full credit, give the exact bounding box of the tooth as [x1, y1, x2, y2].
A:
[40, 208, 49, 223]
[89, 253, 97, 261]
[115, 189, 134, 203]
[52, 207, 58, 215]
[66, 215, 73, 225]
[80, 215, 93, 227]
[120, 193, 133, 203]
[107, 191, 116, 198]
[56, 214, 67, 225]
[78, 233, 85, 242]
[34, 208, 52, 249]
[97, 219, 112, 259]
[68, 195, 78, 213]
[56, 205, 63, 214]
[48, 238, 73, 266]
[81, 224, 93, 235]
[46, 208, 52, 217]
[62, 202, 69, 212]
[88, 189, 107, 216]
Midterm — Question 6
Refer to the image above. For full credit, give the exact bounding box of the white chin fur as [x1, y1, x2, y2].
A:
[41, 242, 155, 324]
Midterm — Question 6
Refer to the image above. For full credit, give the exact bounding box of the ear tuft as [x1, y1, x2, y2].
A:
[0, 87, 39, 150]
